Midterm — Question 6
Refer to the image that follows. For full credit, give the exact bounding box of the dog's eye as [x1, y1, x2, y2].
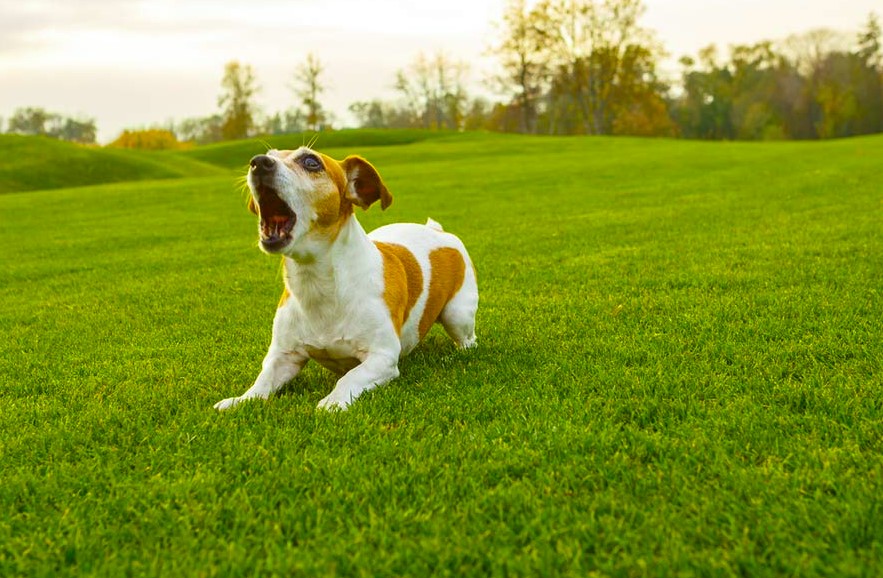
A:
[301, 155, 323, 173]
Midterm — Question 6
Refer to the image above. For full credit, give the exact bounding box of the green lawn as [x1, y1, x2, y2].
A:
[1, 131, 881, 576]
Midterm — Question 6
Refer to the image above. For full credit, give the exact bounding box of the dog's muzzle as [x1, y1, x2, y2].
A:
[250, 155, 297, 252]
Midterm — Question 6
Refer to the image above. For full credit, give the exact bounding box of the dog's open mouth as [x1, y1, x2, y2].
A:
[257, 186, 296, 251]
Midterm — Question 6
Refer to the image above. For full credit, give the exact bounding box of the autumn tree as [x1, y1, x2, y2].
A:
[294, 53, 327, 131]
[109, 129, 185, 150]
[541, 0, 666, 135]
[218, 61, 259, 141]
[489, 0, 670, 135]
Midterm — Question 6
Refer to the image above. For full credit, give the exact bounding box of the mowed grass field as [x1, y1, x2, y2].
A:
[1, 130, 881, 576]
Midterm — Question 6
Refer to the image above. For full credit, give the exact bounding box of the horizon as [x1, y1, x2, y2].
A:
[1, 0, 879, 143]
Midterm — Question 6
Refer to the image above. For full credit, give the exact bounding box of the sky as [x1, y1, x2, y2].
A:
[1, 0, 879, 143]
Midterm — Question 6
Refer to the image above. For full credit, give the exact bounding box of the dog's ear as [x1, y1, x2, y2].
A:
[341, 156, 392, 210]
[247, 196, 259, 215]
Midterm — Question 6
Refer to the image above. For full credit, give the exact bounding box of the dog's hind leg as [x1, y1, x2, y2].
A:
[439, 273, 478, 349]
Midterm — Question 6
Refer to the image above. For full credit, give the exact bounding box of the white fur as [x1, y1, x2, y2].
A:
[214, 147, 478, 411]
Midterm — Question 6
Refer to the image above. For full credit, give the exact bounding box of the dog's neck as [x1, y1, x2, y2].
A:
[282, 214, 375, 304]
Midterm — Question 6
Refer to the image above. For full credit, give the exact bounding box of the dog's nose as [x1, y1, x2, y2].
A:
[250, 155, 276, 174]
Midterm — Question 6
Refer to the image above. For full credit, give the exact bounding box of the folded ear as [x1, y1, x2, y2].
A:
[341, 155, 392, 210]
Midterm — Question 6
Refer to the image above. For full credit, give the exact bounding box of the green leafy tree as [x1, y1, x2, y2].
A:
[262, 110, 304, 135]
[674, 46, 735, 139]
[175, 115, 224, 144]
[7, 107, 97, 144]
[349, 100, 388, 129]
[7, 107, 57, 136]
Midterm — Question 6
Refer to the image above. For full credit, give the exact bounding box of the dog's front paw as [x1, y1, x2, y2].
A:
[214, 397, 244, 411]
[317, 392, 351, 411]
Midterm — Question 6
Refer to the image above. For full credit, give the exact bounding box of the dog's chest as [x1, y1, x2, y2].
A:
[282, 294, 376, 374]
[304, 343, 362, 375]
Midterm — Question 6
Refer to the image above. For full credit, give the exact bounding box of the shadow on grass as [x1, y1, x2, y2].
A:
[270, 329, 531, 403]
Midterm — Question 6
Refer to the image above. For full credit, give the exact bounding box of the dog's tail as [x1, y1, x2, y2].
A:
[426, 218, 444, 232]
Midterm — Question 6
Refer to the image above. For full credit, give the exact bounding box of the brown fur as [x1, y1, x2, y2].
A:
[374, 242, 424, 335]
[341, 156, 392, 210]
[419, 247, 466, 339]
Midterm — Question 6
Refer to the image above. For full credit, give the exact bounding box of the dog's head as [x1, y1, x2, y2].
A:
[246, 147, 391, 256]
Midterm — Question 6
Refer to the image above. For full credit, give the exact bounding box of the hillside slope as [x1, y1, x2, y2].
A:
[176, 128, 468, 170]
[0, 134, 225, 194]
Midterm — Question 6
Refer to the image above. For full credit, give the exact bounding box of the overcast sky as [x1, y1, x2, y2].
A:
[1, 0, 879, 142]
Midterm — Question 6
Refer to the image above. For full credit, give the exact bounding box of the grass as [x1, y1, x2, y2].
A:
[0, 134, 225, 194]
[178, 128, 465, 171]
[1, 131, 882, 576]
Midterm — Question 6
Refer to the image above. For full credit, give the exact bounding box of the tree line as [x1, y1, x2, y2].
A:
[4, 1, 881, 145]
[1, 107, 97, 144]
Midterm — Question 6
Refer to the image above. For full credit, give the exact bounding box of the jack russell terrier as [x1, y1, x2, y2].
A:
[214, 147, 478, 411]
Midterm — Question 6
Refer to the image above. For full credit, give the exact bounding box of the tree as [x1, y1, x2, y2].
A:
[294, 53, 327, 131]
[262, 110, 305, 135]
[674, 46, 736, 139]
[729, 42, 785, 140]
[349, 100, 389, 129]
[218, 61, 259, 141]
[503, 0, 670, 134]
[54, 117, 98, 144]
[395, 52, 470, 130]
[489, 0, 550, 133]
[853, 13, 883, 134]
[857, 12, 882, 67]
[175, 114, 224, 144]
[7, 107, 56, 136]
[6, 107, 97, 144]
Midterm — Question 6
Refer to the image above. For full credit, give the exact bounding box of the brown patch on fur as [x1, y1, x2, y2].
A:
[374, 242, 423, 335]
[419, 248, 466, 339]
[247, 196, 258, 215]
[308, 349, 360, 376]
[341, 156, 392, 210]
[320, 153, 354, 218]
[298, 153, 353, 243]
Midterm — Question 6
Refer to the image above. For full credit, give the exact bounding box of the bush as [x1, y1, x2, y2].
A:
[108, 129, 190, 150]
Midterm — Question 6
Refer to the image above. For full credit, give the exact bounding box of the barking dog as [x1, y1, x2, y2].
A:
[214, 147, 478, 410]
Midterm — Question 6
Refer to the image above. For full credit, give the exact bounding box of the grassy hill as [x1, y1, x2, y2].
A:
[0, 134, 225, 194]
[177, 128, 464, 170]
[1, 132, 881, 576]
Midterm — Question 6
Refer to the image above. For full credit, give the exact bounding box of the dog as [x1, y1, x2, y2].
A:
[214, 147, 478, 411]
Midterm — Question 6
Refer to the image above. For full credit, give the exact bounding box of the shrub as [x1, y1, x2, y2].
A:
[108, 129, 190, 150]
